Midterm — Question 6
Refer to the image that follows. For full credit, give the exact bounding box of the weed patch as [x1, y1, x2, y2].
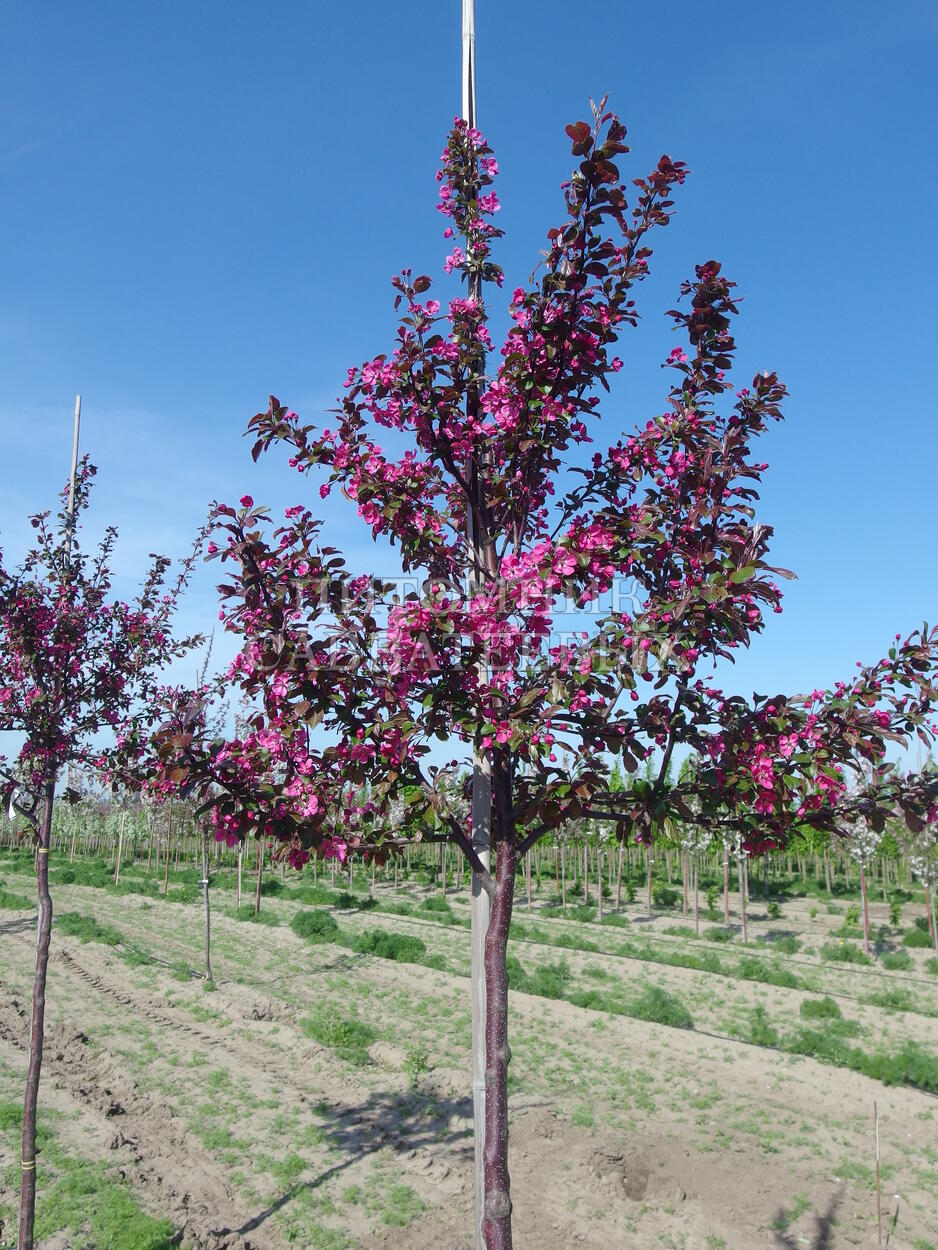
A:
[291, 910, 340, 944]
[302, 1008, 375, 1065]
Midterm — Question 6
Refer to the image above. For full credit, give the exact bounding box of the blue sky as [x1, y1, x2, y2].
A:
[1, 0, 937, 740]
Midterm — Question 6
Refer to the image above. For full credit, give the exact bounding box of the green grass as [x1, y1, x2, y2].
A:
[233, 904, 281, 926]
[419, 895, 455, 922]
[0, 883, 33, 910]
[786, 1032, 938, 1092]
[56, 911, 123, 945]
[506, 956, 572, 1000]
[301, 1008, 375, 1065]
[747, 1005, 779, 1047]
[771, 1192, 810, 1230]
[864, 987, 916, 1013]
[761, 934, 801, 955]
[0, 1099, 175, 1249]
[880, 949, 913, 971]
[820, 941, 871, 966]
[904, 926, 931, 948]
[381, 1183, 424, 1227]
[352, 929, 428, 964]
[333, 890, 377, 911]
[628, 985, 693, 1030]
[800, 996, 841, 1021]
[291, 909, 340, 943]
[735, 957, 800, 989]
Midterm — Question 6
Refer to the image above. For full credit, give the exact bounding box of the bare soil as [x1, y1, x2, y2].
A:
[0, 878, 935, 1249]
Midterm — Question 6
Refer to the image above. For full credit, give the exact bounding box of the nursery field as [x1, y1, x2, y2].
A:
[1, 849, 937, 1250]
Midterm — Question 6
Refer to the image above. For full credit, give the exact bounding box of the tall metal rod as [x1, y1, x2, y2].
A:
[463, 4, 491, 1249]
[65, 395, 81, 564]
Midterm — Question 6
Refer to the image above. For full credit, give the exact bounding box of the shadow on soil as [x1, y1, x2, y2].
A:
[772, 1187, 843, 1250]
[233, 1086, 472, 1236]
[0, 917, 35, 937]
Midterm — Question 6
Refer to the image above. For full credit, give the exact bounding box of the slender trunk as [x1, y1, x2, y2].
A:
[162, 801, 172, 897]
[525, 851, 532, 911]
[481, 830, 516, 1250]
[237, 846, 242, 910]
[682, 852, 688, 916]
[723, 846, 730, 924]
[583, 842, 588, 905]
[201, 836, 213, 983]
[927, 884, 938, 960]
[470, 746, 492, 1250]
[646, 850, 653, 911]
[254, 838, 264, 916]
[113, 812, 125, 886]
[597, 851, 603, 923]
[19, 779, 55, 1250]
[737, 856, 748, 942]
[560, 846, 566, 911]
[860, 864, 870, 957]
[693, 858, 699, 937]
[615, 843, 623, 911]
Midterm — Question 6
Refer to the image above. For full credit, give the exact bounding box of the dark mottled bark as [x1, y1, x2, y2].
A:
[19, 780, 55, 1250]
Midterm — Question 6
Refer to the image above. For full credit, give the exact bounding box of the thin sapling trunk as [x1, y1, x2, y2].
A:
[18, 778, 55, 1250]
[481, 833, 517, 1250]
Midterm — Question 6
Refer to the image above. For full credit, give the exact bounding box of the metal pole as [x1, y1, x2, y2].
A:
[462, 0, 476, 127]
[65, 394, 81, 563]
[463, 5, 490, 1249]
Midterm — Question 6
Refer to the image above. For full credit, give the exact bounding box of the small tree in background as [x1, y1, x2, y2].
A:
[0, 460, 200, 1250]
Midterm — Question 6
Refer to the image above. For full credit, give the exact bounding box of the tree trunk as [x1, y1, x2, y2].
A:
[737, 856, 748, 942]
[481, 834, 516, 1250]
[237, 846, 242, 910]
[201, 836, 213, 984]
[560, 846, 566, 911]
[860, 864, 870, 956]
[723, 846, 730, 924]
[646, 850, 653, 911]
[113, 811, 125, 886]
[162, 801, 173, 897]
[615, 843, 623, 911]
[19, 778, 56, 1250]
[254, 838, 264, 917]
[525, 851, 532, 911]
[597, 850, 603, 923]
[693, 858, 699, 937]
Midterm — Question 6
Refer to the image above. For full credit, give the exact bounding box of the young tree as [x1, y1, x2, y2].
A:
[0, 460, 199, 1250]
[155, 105, 938, 1249]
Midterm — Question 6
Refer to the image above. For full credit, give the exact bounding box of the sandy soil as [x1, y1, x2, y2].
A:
[0, 881, 936, 1250]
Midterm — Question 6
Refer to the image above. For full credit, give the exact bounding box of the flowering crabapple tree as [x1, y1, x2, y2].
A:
[155, 104, 938, 1249]
[0, 460, 200, 1250]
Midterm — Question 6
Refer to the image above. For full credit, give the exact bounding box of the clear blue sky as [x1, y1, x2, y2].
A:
[1, 0, 936, 726]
